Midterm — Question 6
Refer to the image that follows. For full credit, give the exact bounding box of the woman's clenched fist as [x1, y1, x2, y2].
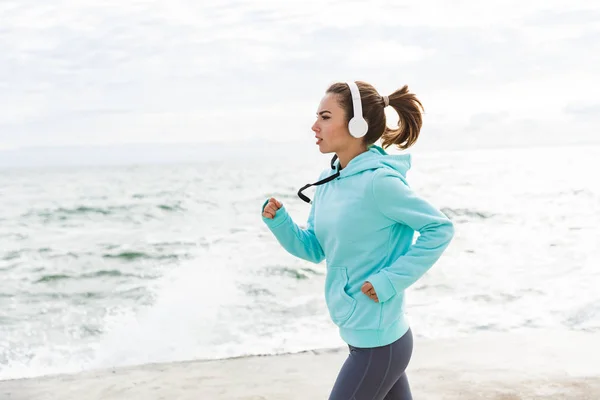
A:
[262, 197, 282, 219]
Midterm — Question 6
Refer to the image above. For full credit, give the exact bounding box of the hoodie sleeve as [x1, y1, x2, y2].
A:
[366, 170, 454, 303]
[261, 199, 325, 264]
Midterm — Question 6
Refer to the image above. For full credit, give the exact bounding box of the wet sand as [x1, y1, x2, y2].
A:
[2, 330, 599, 399]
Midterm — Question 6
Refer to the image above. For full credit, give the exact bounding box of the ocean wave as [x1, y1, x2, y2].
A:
[150, 241, 200, 247]
[441, 207, 495, 221]
[558, 189, 595, 197]
[34, 274, 71, 283]
[33, 270, 158, 284]
[0, 233, 27, 241]
[565, 301, 600, 329]
[20, 286, 149, 302]
[17, 291, 106, 301]
[80, 324, 104, 337]
[259, 191, 302, 201]
[0, 264, 17, 272]
[1, 251, 20, 261]
[47, 251, 88, 259]
[53, 206, 130, 216]
[117, 286, 150, 300]
[260, 265, 324, 280]
[21, 203, 188, 221]
[156, 203, 186, 212]
[71, 291, 105, 299]
[102, 251, 184, 262]
[86, 269, 143, 278]
[413, 283, 453, 292]
[239, 284, 274, 297]
[21, 205, 136, 219]
[5, 248, 164, 264]
[131, 191, 179, 199]
[0, 248, 51, 262]
[469, 293, 520, 303]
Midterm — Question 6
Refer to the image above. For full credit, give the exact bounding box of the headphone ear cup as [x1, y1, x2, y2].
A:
[349, 116, 368, 138]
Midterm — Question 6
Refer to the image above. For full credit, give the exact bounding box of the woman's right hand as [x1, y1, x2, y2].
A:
[262, 197, 282, 219]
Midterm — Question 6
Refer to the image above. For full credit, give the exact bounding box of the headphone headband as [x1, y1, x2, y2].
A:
[347, 81, 363, 121]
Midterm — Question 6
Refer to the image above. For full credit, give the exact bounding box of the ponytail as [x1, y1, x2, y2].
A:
[381, 85, 423, 150]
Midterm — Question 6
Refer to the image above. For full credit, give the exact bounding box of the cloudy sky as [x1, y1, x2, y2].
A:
[1, 0, 599, 154]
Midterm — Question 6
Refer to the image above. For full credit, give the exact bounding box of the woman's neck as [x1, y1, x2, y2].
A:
[337, 144, 369, 169]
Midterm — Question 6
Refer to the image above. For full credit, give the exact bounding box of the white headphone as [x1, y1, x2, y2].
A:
[346, 81, 369, 138]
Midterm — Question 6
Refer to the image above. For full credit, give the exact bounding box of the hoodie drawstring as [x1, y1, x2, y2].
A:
[297, 154, 340, 204]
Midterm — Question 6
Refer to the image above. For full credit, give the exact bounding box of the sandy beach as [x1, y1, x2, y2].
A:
[2, 330, 598, 400]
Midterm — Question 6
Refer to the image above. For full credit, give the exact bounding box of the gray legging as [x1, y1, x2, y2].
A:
[328, 329, 413, 400]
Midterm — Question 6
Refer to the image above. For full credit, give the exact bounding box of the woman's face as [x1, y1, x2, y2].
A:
[311, 93, 351, 154]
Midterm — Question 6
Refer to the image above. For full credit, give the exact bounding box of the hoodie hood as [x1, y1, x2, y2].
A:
[335, 145, 411, 179]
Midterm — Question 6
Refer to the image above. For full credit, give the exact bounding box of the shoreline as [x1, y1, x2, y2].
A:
[2, 330, 599, 400]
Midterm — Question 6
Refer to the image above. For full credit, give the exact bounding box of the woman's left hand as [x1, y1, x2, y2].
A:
[361, 282, 379, 303]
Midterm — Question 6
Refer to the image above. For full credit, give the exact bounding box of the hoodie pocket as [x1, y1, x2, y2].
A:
[325, 267, 356, 326]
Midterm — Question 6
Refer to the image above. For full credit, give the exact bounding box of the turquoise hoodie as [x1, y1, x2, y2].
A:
[261, 145, 454, 348]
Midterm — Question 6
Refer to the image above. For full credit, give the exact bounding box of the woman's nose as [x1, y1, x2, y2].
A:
[311, 121, 319, 132]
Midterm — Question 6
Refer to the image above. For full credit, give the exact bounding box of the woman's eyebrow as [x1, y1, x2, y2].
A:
[317, 110, 331, 115]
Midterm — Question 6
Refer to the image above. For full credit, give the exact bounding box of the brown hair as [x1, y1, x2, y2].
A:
[326, 81, 424, 150]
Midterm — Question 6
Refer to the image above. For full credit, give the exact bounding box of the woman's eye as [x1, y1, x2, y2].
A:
[322, 116, 330, 120]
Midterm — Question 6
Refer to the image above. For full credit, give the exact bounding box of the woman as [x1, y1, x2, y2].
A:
[261, 81, 454, 399]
